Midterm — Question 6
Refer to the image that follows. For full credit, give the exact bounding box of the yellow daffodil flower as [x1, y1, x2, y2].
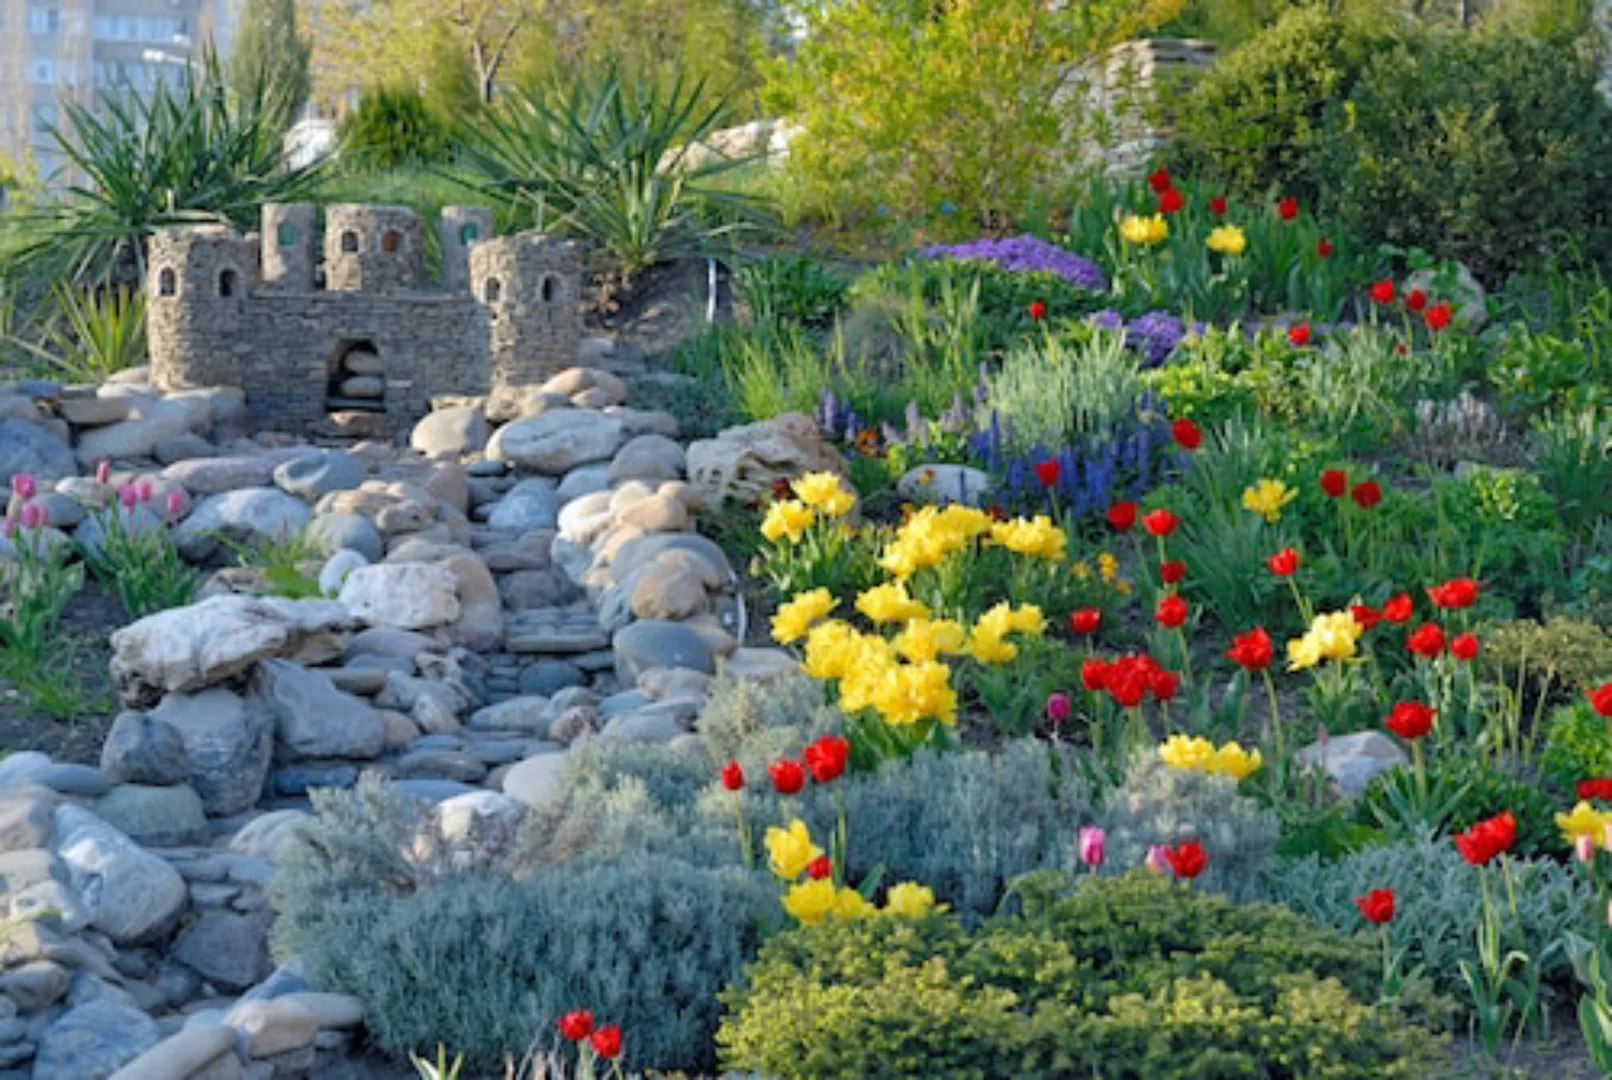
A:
[760, 499, 814, 543]
[1241, 478, 1297, 524]
[771, 588, 836, 644]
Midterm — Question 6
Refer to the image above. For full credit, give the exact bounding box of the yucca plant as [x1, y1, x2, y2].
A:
[6, 285, 146, 382]
[455, 65, 772, 283]
[6, 46, 320, 290]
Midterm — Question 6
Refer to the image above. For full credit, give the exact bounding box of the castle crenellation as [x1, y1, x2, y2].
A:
[146, 203, 583, 436]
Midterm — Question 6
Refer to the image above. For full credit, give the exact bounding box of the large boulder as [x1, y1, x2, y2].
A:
[109, 595, 353, 706]
[0, 418, 76, 489]
[175, 487, 312, 561]
[613, 620, 716, 682]
[273, 450, 366, 500]
[686, 412, 847, 505]
[487, 478, 561, 532]
[148, 689, 276, 816]
[33, 999, 162, 1080]
[339, 563, 461, 630]
[486, 410, 623, 474]
[91, 784, 208, 847]
[161, 455, 280, 495]
[169, 910, 273, 992]
[607, 434, 686, 486]
[52, 805, 186, 944]
[251, 659, 386, 760]
[74, 417, 188, 465]
[411, 405, 489, 457]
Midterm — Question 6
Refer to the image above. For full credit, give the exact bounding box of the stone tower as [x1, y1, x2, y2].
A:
[470, 232, 584, 392]
[323, 204, 426, 293]
[439, 206, 496, 293]
[260, 203, 318, 290]
[147, 225, 262, 390]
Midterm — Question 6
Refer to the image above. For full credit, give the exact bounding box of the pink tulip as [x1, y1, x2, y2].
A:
[134, 479, 154, 503]
[10, 473, 35, 500]
[95, 459, 111, 485]
[1078, 826, 1106, 870]
[1577, 834, 1598, 864]
[1045, 692, 1071, 725]
[117, 484, 137, 510]
[165, 490, 185, 520]
[19, 502, 46, 530]
[1145, 844, 1171, 874]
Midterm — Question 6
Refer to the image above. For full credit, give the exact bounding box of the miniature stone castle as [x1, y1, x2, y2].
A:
[146, 203, 583, 434]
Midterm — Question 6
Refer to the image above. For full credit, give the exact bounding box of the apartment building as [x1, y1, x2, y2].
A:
[0, 0, 238, 185]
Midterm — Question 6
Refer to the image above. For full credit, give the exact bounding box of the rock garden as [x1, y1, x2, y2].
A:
[1, 2, 1612, 1078]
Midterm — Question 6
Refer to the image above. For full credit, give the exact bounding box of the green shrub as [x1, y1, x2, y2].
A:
[271, 777, 778, 1073]
[720, 873, 1445, 1080]
[733, 255, 849, 329]
[1169, 4, 1395, 200]
[1353, 749, 1566, 856]
[1315, 26, 1612, 279]
[337, 85, 453, 171]
[1531, 406, 1612, 540]
[1268, 838, 1593, 1004]
[1542, 699, 1612, 790]
[1483, 617, 1612, 715]
[1098, 751, 1280, 901]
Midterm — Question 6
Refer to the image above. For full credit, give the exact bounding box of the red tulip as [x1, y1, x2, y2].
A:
[1424, 303, 1453, 331]
[1266, 547, 1299, 576]
[1171, 417, 1202, 450]
[1141, 508, 1179, 537]
[1147, 167, 1173, 194]
[1033, 458, 1060, 487]
[1288, 323, 1311, 347]
[1045, 692, 1072, 724]
[1209, 195, 1227, 216]
[1159, 560, 1186, 585]
[1107, 669, 1148, 708]
[1369, 279, 1395, 305]
[1106, 501, 1137, 532]
[720, 760, 744, 791]
[1454, 811, 1516, 866]
[558, 1010, 595, 1041]
[1226, 627, 1273, 672]
[1154, 594, 1188, 629]
[1382, 593, 1414, 624]
[1159, 188, 1184, 214]
[1069, 607, 1101, 635]
[1353, 888, 1395, 924]
[590, 1024, 622, 1059]
[1427, 578, 1479, 610]
[1320, 469, 1347, 498]
[803, 736, 849, 783]
[1316, 239, 1334, 258]
[1277, 196, 1299, 221]
[1165, 839, 1208, 879]
[1149, 669, 1179, 703]
[1028, 299, 1047, 321]
[1384, 700, 1436, 741]
[1451, 633, 1479, 661]
[1081, 658, 1110, 692]
[1406, 623, 1446, 658]
[806, 855, 832, 880]
[1404, 289, 1427, 312]
[1589, 683, 1612, 718]
[1350, 480, 1382, 509]
[768, 759, 806, 795]
[1350, 605, 1382, 632]
[1578, 777, 1612, 801]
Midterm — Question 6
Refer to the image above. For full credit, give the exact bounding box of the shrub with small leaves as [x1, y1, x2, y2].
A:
[1097, 751, 1279, 901]
[719, 873, 1445, 1080]
[1542, 698, 1612, 792]
[695, 668, 843, 769]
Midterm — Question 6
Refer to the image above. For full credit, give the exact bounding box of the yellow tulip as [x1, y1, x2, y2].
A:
[1206, 225, 1247, 256]
[771, 588, 836, 644]
[761, 499, 814, 543]
[781, 879, 837, 924]
[884, 882, 946, 919]
[765, 819, 824, 881]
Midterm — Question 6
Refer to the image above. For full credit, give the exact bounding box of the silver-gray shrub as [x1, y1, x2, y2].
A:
[271, 778, 778, 1072]
[695, 668, 842, 767]
[986, 330, 1141, 454]
[1267, 837, 1593, 998]
[1097, 752, 1279, 902]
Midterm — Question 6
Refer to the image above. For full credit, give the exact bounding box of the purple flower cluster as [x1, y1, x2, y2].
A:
[1087, 309, 1203, 368]
[917, 234, 1109, 292]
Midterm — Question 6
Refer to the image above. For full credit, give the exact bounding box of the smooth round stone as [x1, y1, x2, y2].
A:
[270, 766, 360, 797]
[274, 451, 366, 500]
[517, 660, 584, 697]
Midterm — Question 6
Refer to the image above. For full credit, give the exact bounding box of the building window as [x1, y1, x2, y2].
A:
[29, 59, 57, 85]
[277, 222, 298, 248]
[381, 230, 401, 254]
[158, 269, 176, 297]
[340, 230, 359, 253]
[459, 222, 479, 244]
[540, 274, 561, 303]
[484, 278, 502, 304]
[218, 269, 238, 298]
[27, 7, 60, 34]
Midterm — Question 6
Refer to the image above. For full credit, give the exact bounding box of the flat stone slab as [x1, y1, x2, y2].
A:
[504, 606, 611, 654]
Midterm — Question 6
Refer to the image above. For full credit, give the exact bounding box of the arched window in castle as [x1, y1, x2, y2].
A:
[484, 277, 503, 304]
[218, 269, 238, 298]
[340, 230, 359, 253]
[540, 273, 561, 304]
[459, 222, 479, 244]
[277, 222, 298, 249]
[158, 268, 176, 297]
[382, 230, 401, 254]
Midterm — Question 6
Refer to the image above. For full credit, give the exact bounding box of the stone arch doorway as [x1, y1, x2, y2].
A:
[327, 339, 385, 412]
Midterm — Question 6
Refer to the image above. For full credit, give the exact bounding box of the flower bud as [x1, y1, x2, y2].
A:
[1576, 834, 1597, 865]
[1145, 844, 1171, 874]
[95, 459, 111, 485]
[1045, 693, 1071, 725]
[1078, 826, 1106, 869]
